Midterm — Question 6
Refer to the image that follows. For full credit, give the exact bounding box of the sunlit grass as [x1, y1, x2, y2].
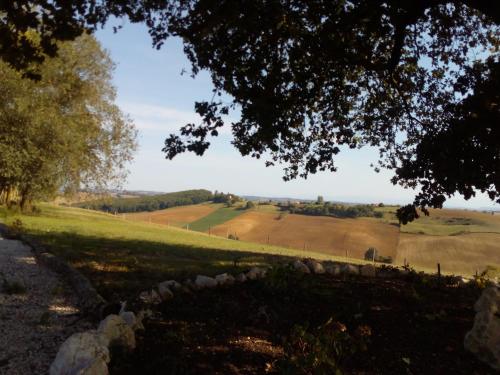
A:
[0, 204, 368, 298]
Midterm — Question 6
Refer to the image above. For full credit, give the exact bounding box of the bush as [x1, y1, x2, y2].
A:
[364, 248, 392, 264]
[364, 247, 377, 261]
[228, 234, 239, 240]
[245, 201, 255, 209]
[276, 318, 371, 374]
[7, 218, 24, 238]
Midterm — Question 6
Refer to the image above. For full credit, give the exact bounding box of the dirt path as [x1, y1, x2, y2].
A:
[0, 236, 92, 375]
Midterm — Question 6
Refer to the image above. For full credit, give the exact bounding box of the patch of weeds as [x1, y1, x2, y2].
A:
[472, 266, 499, 288]
[6, 218, 24, 238]
[275, 318, 371, 375]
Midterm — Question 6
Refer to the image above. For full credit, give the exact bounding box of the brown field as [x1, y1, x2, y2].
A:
[209, 211, 400, 260]
[126, 203, 218, 227]
[396, 232, 500, 276]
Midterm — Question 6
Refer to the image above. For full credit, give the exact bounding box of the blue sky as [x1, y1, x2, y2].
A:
[96, 22, 497, 209]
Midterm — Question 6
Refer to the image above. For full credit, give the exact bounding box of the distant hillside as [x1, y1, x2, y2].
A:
[75, 189, 213, 213]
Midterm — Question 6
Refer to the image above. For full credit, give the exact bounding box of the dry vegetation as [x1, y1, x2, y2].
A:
[125, 203, 220, 228]
[209, 211, 400, 260]
[396, 232, 500, 276]
[109, 202, 500, 277]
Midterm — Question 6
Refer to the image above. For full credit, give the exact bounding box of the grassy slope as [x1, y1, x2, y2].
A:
[189, 206, 247, 232]
[0, 204, 367, 298]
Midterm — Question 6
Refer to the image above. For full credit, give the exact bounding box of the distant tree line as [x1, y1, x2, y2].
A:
[283, 201, 384, 219]
[212, 191, 240, 206]
[76, 189, 214, 213]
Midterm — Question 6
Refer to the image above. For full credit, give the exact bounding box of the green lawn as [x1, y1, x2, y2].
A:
[0, 204, 366, 299]
[189, 206, 247, 232]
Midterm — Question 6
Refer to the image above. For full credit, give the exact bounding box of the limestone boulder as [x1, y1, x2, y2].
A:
[342, 264, 359, 275]
[215, 273, 235, 285]
[138, 289, 161, 305]
[195, 275, 218, 289]
[305, 259, 325, 274]
[157, 281, 174, 301]
[247, 267, 267, 280]
[324, 264, 342, 276]
[98, 314, 136, 350]
[474, 286, 500, 314]
[119, 310, 145, 331]
[292, 260, 311, 274]
[464, 286, 500, 371]
[235, 273, 247, 282]
[360, 264, 377, 277]
[183, 278, 196, 291]
[49, 331, 109, 375]
[160, 280, 183, 291]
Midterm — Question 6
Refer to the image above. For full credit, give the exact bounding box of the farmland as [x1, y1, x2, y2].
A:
[126, 203, 220, 228]
[121, 202, 500, 277]
[396, 232, 500, 276]
[209, 211, 400, 261]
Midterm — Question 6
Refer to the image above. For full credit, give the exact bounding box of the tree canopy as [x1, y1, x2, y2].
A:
[1, 1, 499, 221]
[0, 33, 137, 209]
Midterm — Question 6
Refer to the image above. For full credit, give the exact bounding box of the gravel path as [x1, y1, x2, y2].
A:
[0, 237, 92, 375]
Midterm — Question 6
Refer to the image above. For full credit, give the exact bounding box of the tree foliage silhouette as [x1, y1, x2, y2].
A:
[1, 1, 498, 220]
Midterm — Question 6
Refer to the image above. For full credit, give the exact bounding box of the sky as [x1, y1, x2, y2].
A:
[95, 22, 498, 209]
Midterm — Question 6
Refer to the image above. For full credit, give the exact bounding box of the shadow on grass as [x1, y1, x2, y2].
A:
[27, 229, 294, 300]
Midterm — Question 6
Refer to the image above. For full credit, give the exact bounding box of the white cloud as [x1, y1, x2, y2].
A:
[118, 101, 235, 134]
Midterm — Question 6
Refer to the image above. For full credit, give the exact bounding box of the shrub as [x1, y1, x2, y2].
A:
[228, 234, 239, 240]
[7, 218, 24, 238]
[276, 318, 371, 374]
[364, 247, 377, 261]
[245, 201, 255, 209]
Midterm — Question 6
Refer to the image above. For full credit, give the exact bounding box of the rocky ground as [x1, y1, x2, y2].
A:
[0, 236, 92, 375]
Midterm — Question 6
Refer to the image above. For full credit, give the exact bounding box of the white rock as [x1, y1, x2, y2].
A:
[465, 287, 500, 371]
[119, 311, 141, 331]
[139, 290, 152, 304]
[292, 260, 311, 274]
[98, 314, 136, 350]
[195, 275, 218, 289]
[119, 311, 135, 327]
[305, 259, 325, 274]
[474, 286, 500, 314]
[79, 358, 109, 375]
[325, 264, 342, 276]
[160, 280, 183, 291]
[139, 289, 161, 304]
[49, 331, 110, 375]
[360, 264, 377, 277]
[215, 273, 235, 285]
[183, 279, 196, 291]
[157, 281, 174, 301]
[150, 289, 162, 304]
[247, 267, 267, 280]
[235, 273, 247, 282]
[342, 264, 359, 275]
